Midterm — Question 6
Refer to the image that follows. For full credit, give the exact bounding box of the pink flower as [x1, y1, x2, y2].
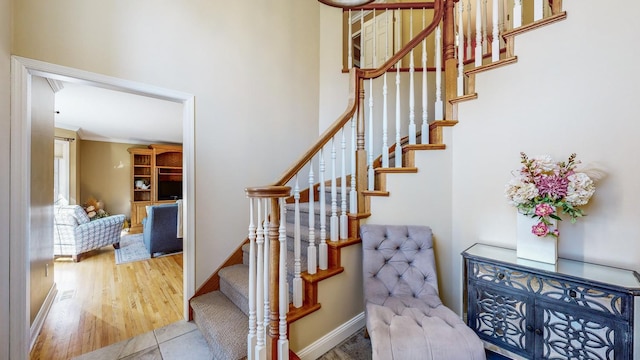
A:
[535, 175, 568, 200]
[531, 222, 549, 237]
[552, 229, 560, 237]
[534, 203, 555, 217]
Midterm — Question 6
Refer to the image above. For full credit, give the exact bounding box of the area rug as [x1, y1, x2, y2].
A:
[114, 233, 150, 264]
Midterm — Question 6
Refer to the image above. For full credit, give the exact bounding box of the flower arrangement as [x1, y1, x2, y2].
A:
[505, 152, 595, 238]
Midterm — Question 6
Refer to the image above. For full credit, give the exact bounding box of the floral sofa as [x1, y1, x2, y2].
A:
[54, 205, 125, 262]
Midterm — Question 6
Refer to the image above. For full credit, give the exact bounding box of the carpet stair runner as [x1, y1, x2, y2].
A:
[190, 187, 349, 359]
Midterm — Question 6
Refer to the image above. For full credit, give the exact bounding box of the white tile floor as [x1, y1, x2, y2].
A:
[73, 320, 213, 360]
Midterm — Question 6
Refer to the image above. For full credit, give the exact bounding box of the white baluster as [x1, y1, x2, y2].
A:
[457, 2, 465, 96]
[513, 0, 522, 28]
[372, 10, 377, 68]
[330, 138, 338, 241]
[360, 10, 364, 68]
[340, 128, 348, 239]
[262, 201, 269, 353]
[255, 199, 265, 360]
[534, 0, 543, 21]
[247, 198, 257, 360]
[500, 0, 508, 47]
[475, 0, 483, 66]
[348, 9, 353, 69]
[367, 80, 374, 189]
[292, 177, 302, 308]
[408, 10, 416, 145]
[350, 117, 357, 214]
[482, 0, 489, 54]
[382, 11, 390, 168]
[395, 63, 402, 168]
[466, 0, 472, 60]
[434, 25, 443, 120]
[319, 149, 327, 270]
[421, 8, 429, 144]
[307, 165, 317, 275]
[277, 198, 289, 360]
[492, 0, 499, 61]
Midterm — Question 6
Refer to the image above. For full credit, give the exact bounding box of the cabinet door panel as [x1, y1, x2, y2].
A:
[538, 298, 628, 360]
[469, 282, 533, 358]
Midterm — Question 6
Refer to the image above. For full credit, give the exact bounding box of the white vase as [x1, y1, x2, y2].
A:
[516, 212, 558, 264]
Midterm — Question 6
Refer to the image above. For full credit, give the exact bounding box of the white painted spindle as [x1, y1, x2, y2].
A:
[254, 199, 265, 360]
[395, 62, 402, 168]
[534, 0, 543, 21]
[340, 128, 348, 239]
[435, 25, 443, 120]
[319, 149, 327, 270]
[482, 0, 489, 54]
[408, 10, 416, 145]
[513, 0, 522, 28]
[421, 8, 429, 144]
[382, 11, 390, 168]
[475, 0, 483, 66]
[307, 165, 316, 275]
[360, 10, 364, 67]
[348, 10, 353, 69]
[457, 2, 465, 96]
[466, 0, 472, 60]
[292, 177, 302, 308]
[247, 198, 257, 360]
[367, 79, 374, 189]
[350, 118, 357, 214]
[330, 138, 338, 241]
[262, 202, 269, 352]
[492, 0, 500, 61]
[277, 198, 289, 360]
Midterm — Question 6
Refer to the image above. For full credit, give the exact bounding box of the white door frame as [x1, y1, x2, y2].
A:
[9, 56, 196, 359]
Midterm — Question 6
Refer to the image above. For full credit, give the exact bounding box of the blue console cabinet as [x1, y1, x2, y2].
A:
[462, 243, 640, 360]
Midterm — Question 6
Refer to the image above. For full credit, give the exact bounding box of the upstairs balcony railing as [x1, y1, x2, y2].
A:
[243, 1, 564, 359]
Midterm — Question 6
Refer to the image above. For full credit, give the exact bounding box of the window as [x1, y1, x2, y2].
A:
[54, 139, 70, 205]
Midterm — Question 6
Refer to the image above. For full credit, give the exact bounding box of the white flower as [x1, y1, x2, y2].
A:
[505, 177, 539, 206]
[566, 172, 595, 206]
[531, 155, 560, 175]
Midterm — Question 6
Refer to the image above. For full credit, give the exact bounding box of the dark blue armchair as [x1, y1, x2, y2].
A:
[142, 203, 183, 257]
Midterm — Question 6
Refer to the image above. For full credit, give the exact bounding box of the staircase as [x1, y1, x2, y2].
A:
[189, 0, 568, 358]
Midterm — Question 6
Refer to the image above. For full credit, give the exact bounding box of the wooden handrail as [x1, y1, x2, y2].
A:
[274, 69, 359, 186]
[268, 0, 445, 188]
[360, 0, 445, 79]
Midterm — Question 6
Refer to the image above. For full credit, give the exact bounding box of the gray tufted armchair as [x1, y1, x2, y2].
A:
[361, 224, 485, 360]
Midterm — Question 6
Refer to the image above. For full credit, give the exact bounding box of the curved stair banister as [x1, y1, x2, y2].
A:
[244, 1, 445, 359]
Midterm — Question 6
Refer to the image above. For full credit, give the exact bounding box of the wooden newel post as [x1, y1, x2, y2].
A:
[355, 74, 367, 213]
[244, 185, 290, 360]
[268, 197, 280, 358]
[443, 0, 458, 120]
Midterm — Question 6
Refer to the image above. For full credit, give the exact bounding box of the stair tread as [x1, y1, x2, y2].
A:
[191, 291, 248, 360]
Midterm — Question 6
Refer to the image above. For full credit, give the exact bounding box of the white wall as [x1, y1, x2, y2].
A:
[0, 0, 10, 356]
[12, 0, 321, 288]
[450, 0, 640, 313]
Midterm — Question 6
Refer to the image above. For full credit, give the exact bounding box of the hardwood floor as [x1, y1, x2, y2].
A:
[30, 243, 183, 360]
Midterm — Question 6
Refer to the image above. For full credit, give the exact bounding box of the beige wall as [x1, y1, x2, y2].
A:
[12, 0, 321, 289]
[449, 0, 640, 313]
[54, 128, 80, 205]
[0, 0, 11, 355]
[79, 140, 137, 218]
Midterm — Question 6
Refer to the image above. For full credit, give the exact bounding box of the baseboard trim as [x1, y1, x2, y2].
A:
[296, 312, 365, 360]
[30, 282, 57, 351]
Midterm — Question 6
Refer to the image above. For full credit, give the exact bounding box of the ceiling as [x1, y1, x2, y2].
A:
[54, 82, 184, 145]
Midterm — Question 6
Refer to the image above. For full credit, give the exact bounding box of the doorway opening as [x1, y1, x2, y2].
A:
[10, 56, 196, 359]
